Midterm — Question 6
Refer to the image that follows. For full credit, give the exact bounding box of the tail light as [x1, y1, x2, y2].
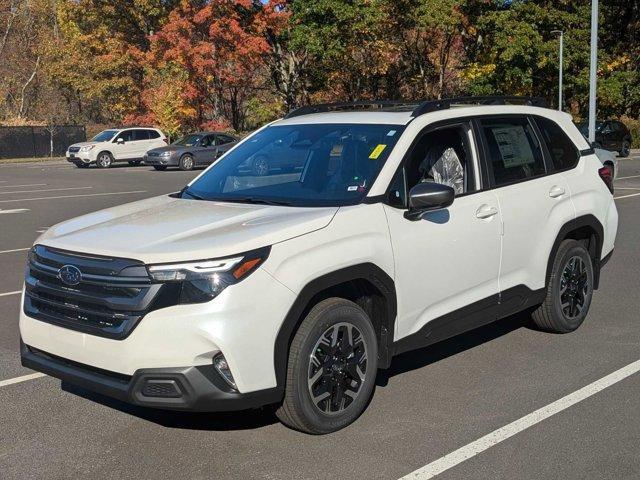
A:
[162, 138, 168, 144]
[598, 166, 614, 194]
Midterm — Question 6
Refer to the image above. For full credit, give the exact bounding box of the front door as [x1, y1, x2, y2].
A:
[386, 122, 502, 342]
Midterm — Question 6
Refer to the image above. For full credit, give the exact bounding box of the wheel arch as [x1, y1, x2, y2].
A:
[546, 214, 604, 290]
[273, 263, 397, 389]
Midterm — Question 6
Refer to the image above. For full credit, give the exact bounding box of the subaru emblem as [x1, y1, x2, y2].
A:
[58, 264, 82, 286]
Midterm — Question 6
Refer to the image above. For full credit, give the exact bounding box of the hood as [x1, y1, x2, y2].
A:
[36, 195, 338, 264]
[147, 145, 184, 154]
[69, 141, 98, 148]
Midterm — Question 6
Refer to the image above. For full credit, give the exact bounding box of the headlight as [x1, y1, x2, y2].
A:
[147, 247, 270, 304]
[79, 145, 94, 152]
[160, 151, 172, 157]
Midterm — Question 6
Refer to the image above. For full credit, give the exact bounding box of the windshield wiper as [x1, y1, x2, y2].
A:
[223, 197, 293, 206]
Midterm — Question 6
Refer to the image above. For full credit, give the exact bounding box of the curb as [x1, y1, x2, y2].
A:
[0, 157, 66, 166]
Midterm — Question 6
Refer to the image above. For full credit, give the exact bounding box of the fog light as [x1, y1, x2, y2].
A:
[213, 353, 237, 390]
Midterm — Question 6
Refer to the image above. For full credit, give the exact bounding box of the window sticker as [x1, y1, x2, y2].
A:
[369, 144, 387, 159]
[347, 185, 358, 191]
[387, 130, 397, 136]
[491, 126, 535, 168]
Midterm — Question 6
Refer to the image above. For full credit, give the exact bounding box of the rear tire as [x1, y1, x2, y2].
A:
[619, 140, 631, 158]
[532, 240, 594, 333]
[96, 152, 113, 168]
[153, 165, 167, 171]
[179, 154, 194, 171]
[276, 298, 378, 434]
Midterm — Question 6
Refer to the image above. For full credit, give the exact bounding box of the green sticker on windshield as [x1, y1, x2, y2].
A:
[369, 144, 387, 159]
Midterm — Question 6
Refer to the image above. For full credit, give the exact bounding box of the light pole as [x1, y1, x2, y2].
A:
[588, 0, 598, 143]
[551, 30, 563, 111]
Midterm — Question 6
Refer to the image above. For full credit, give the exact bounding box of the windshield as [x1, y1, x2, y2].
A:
[173, 134, 203, 147]
[92, 130, 118, 142]
[183, 123, 405, 207]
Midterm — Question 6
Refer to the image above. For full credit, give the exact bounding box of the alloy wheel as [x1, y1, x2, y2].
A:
[559, 256, 589, 319]
[97, 153, 111, 168]
[307, 322, 368, 415]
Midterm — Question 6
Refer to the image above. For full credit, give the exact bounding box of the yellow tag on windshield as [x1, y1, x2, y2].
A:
[369, 144, 387, 159]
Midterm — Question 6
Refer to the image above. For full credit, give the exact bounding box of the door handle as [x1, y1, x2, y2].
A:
[549, 185, 566, 198]
[475, 204, 498, 219]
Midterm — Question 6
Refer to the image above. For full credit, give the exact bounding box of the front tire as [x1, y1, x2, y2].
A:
[179, 154, 194, 171]
[532, 239, 594, 333]
[276, 298, 378, 434]
[128, 160, 142, 166]
[96, 152, 113, 168]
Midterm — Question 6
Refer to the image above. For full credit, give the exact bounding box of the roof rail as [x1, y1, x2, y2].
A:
[283, 100, 416, 119]
[411, 96, 547, 117]
[282, 96, 548, 119]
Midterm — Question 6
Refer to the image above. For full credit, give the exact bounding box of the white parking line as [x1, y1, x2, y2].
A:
[0, 247, 30, 254]
[616, 174, 640, 180]
[614, 187, 640, 190]
[0, 208, 29, 215]
[0, 190, 147, 204]
[614, 192, 640, 200]
[0, 186, 92, 195]
[0, 183, 47, 188]
[0, 290, 21, 297]
[399, 359, 640, 480]
[0, 372, 47, 388]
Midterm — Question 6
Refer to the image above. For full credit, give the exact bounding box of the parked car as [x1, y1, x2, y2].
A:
[21, 97, 617, 434]
[144, 132, 238, 171]
[595, 148, 619, 180]
[577, 120, 632, 157]
[66, 127, 167, 168]
[239, 128, 309, 175]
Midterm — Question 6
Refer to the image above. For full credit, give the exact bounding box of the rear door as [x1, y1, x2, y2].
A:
[146, 129, 166, 150]
[476, 115, 574, 296]
[215, 135, 237, 159]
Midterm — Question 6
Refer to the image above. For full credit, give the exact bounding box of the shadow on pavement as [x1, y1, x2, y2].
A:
[61, 382, 279, 431]
[376, 310, 533, 387]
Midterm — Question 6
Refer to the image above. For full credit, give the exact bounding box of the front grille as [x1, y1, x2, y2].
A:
[147, 151, 160, 157]
[68, 146, 80, 153]
[24, 245, 163, 339]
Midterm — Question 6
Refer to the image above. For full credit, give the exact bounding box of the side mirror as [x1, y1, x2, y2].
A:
[405, 182, 454, 220]
[116, 137, 125, 144]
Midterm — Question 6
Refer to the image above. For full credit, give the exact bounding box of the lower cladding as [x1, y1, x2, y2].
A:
[21, 341, 282, 412]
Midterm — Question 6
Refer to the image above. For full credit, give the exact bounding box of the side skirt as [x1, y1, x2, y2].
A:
[392, 285, 546, 357]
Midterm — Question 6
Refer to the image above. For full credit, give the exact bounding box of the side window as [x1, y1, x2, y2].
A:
[132, 129, 149, 141]
[479, 117, 545, 187]
[403, 124, 476, 196]
[201, 135, 216, 147]
[115, 130, 134, 142]
[535, 117, 579, 171]
[217, 135, 234, 145]
[147, 129, 160, 139]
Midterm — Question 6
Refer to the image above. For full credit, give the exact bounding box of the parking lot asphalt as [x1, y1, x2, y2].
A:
[1, 158, 639, 479]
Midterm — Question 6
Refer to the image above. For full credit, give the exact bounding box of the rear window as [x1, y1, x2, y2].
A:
[535, 117, 579, 171]
[480, 117, 546, 187]
[133, 130, 149, 141]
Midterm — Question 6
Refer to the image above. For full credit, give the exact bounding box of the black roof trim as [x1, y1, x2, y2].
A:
[283, 96, 548, 120]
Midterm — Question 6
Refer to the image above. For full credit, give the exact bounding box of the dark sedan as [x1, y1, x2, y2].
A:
[143, 132, 238, 171]
[577, 120, 632, 157]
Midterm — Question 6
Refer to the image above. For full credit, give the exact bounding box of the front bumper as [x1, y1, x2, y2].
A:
[143, 155, 178, 166]
[66, 154, 92, 164]
[21, 341, 281, 411]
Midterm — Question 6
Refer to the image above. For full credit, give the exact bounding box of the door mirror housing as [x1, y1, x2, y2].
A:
[405, 182, 454, 220]
[116, 137, 125, 145]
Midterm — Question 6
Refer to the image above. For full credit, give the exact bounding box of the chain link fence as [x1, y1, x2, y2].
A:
[0, 126, 86, 159]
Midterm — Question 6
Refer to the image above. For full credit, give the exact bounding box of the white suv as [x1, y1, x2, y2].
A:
[21, 97, 617, 434]
[66, 127, 167, 168]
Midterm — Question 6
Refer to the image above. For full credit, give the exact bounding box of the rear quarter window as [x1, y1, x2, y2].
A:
[535, 117, 579, 171]
[147, 130, 160, 139]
